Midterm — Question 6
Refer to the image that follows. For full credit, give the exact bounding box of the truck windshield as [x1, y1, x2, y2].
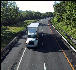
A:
[28, 35, 36, 38]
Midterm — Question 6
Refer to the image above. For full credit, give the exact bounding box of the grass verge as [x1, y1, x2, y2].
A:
[1, 19, 37, 50]
[51, 21, 76, 49]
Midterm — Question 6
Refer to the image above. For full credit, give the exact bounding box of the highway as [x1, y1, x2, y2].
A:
[1, 18, 74, 70]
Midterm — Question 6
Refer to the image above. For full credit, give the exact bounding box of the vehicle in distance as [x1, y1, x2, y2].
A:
[26, 23, 39, 48]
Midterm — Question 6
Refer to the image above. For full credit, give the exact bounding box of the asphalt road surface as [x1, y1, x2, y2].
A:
[1, 18, 73, 70]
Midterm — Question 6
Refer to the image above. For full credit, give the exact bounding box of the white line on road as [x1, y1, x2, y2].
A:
[52, 24, 76, 52]
[52, 25, 55, 28]
[44, 63, 46, 70]
[56, 29, 76, 52]
[56, 30, 62, 37]
[16, 48, 26, 70]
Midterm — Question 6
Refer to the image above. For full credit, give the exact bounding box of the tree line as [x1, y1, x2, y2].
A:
[1, 1, 53, 26]
[52, 1, 76, 29]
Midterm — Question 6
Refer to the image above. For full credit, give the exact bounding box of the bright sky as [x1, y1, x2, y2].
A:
[15, 1, 55, 13]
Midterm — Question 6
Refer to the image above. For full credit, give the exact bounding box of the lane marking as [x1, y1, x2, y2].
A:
[49, 26, 75, 70]
[55, 38, 75, 70]
[63, 51, 75, 70]
[44, 63, 46, 70]
[16, 47, 26, 70]
[52, 25, 55, 28]
[52, 25, 76, 52]
[56, 29, 76, 52]
[56, 30, 62, 37]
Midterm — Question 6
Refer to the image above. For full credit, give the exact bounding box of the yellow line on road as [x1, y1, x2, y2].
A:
[55, 38, 75, 70]
[49, 26, 75, 70]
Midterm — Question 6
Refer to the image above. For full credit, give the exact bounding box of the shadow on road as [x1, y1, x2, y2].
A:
[32, 32, 69, 53]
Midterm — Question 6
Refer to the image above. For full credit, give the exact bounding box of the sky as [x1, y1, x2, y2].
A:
[14, 1, 56, 13]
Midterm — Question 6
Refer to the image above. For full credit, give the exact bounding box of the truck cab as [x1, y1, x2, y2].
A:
[26, 34, 38, 47]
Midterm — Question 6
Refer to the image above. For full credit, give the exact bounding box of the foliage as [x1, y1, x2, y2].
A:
[1, 1, 20, 26]
[1, 20, 37, 49]
[52, 1, 76, 39]
[1, 1, 53, 26]
[51, 1, 76, 48]
[1, 1, 53, 49]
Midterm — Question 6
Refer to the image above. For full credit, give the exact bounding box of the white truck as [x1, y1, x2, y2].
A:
[26, 23, 39, 48]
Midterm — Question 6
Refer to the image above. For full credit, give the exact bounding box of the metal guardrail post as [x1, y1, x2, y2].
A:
[1, 36, 18, 61]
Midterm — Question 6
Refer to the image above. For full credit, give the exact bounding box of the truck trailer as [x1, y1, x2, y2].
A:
[26, 23, 39, 47]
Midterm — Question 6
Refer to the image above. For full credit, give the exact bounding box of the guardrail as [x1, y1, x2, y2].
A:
[56, 27, 76, 45]
[1, 29, 26, 62]
[48, 19, 76, 52]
